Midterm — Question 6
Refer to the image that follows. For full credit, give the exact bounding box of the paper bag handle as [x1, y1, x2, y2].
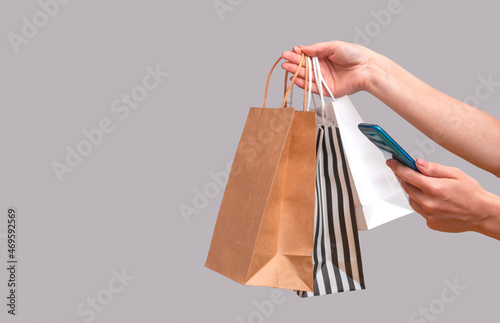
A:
[263, 54, 309, 111]
[283, 55, 310, 110]
[312, 57, 336, 102]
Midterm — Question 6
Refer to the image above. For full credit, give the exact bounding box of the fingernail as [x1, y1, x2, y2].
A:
[416, 158, 427, 168]
[386, 159, 393, 167]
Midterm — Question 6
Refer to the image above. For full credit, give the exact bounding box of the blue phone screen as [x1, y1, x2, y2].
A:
[358, 123, 420, 172]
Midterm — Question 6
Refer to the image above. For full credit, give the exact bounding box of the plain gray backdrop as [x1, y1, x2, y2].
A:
[1, 0, 499, 322]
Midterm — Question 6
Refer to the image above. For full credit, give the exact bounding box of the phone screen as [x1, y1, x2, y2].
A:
[358, 123, 420, 172]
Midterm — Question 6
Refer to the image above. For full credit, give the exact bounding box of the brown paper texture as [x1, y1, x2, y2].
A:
[205, 107, 316, 292]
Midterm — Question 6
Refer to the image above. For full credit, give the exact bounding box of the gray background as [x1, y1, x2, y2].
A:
[0, 0, 499, 322]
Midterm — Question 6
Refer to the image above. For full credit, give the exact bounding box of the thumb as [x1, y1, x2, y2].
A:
[416, 158, 458, 179]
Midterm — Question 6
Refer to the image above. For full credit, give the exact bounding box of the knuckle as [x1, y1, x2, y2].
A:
[421, 199, 437, 215]
[426, 218, 439, 231]
[429, 163, 444, 176]
[427, 163, 438, 174]
[427, 183, 443, 197]
[449, 166, 463, 177]
[409, 198, 419, 211]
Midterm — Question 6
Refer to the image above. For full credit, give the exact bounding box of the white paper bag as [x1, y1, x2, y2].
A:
[311, 57, 413, 231]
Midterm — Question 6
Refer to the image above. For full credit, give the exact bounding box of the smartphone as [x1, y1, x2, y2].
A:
[358, 123, 420, 172]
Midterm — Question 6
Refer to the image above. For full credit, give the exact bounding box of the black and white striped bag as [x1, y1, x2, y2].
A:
[297, 124, 365, 297]
[296, 57, 365, 297]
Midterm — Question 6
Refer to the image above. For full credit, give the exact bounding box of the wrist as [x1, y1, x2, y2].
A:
[476, 192, 500, 240]
[364, 52, 391, 96]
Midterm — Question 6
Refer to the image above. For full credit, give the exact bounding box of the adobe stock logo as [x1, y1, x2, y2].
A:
[179, 160, 233, 224]
[236, 290, 287, 323]
[409, 277, 467, 323]
[353, 0, 406, 46]
[433, 74, 500, 143]
[67, 268, 135, 323]
[213, 0, 244, 21]
[463, 74, 500, 109]
[7, 0, 74, 54]
[52, 65, 169, 183]
[179, 111, 290, 224]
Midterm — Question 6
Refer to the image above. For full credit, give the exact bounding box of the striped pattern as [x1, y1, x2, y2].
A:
[298, 125, 365, 298]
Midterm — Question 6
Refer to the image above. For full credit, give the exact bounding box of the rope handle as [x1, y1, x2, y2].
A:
[262, 53, 309, 111]
[283, 55, 310, 111]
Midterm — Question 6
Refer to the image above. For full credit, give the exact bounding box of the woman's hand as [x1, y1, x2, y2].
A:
[281, 41, 379, 98]
[283, 40, 500, 240]
[387, 158, 500, 239]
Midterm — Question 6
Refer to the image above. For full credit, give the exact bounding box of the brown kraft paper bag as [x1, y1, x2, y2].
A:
[205, 55, 317, 292]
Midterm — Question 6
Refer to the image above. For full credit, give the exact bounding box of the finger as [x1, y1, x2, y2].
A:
[290, 78, 321, 95]
[281, 62, 317, 82]
[408, 197, 431, 220]
[298, 40, 343, 57]
[415, 158, 460, 179]
[282, 51, 303, 65]
[293, 46, 302, 54]
[387, 159, 435, 191]
[281, 62, 305, 78]
[395, 174, 426, 204]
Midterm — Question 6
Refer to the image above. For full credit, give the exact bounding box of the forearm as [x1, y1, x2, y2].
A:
[366, 54, 500, 176]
